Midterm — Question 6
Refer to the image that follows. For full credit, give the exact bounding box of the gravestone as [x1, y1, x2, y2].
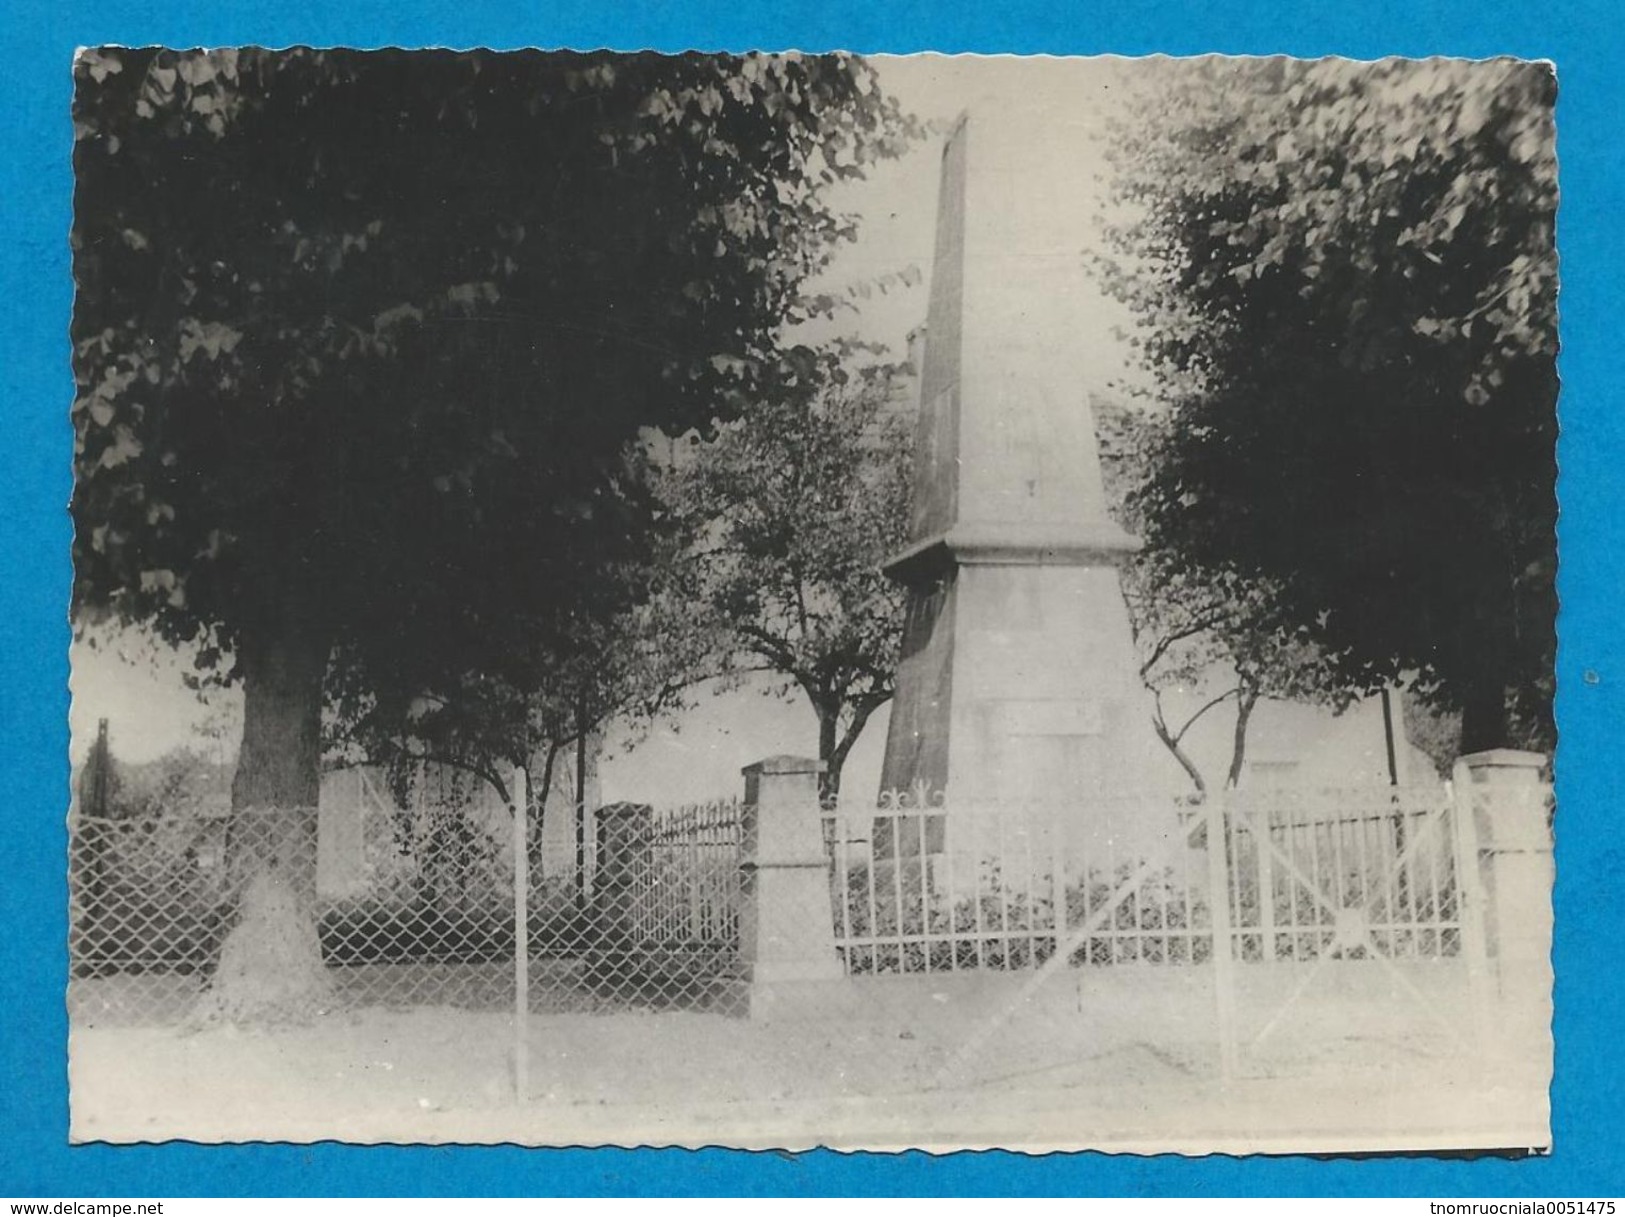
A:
[878, 112, 1179, 833]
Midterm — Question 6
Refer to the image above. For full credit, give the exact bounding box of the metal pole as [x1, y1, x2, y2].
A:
[83, 719, 112, 928]
[512, 764, 530, 1104]
[1382, 687, 1411, 921]
[1380, 687, 1400, 787]
[574, 691, 588, 907]
[1206, 796, 1241, 1081]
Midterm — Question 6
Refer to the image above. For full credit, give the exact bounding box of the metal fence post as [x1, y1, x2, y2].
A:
[1206, 796, 1241, 1081]
[1257, 801, 1278, 962]
[512, 764, 529, 1104]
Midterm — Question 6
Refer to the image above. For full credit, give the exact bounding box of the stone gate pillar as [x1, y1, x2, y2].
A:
[592, 801, 652, 948]
[1457, 749, 1553, 1072]
[738, 756, 847, 1019]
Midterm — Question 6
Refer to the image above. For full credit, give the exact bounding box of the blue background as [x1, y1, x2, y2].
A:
[2, 0, 1619, 1197]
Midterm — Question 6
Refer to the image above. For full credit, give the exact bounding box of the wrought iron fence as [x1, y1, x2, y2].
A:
[518, 797, 747, 1016]
[821, 790, 1210, 976]
[1223, 785, 1466, 964]
[821, 784, 1467, 977]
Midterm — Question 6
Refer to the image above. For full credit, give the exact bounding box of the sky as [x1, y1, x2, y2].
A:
[800, 54, 1149, 376]
[68, 54, 1156, 792]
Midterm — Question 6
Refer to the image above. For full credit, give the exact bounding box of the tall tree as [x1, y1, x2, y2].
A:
[656, 352, 915, 801]
[71, 48, 912, 1016]
[1098, 397, 1352, 796]
[1096, 58, 1558, 755]
[325, 466, 710, 888]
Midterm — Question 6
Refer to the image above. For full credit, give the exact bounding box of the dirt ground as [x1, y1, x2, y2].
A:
[68, 962, 1551, 1154]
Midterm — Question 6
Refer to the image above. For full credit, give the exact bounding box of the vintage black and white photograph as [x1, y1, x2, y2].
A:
[66, 50, 1558, 1152]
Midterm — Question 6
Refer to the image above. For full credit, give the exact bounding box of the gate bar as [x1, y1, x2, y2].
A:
[932, 808, 1207, 1090]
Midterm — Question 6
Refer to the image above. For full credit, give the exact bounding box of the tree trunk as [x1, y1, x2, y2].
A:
[1151, 715, 1207, 801]
[826, 696, 888, 811]
[526, 741, 560, 890]
[1225, 687, 1259, 790]
[198, 615, 332, 1024]
[817, 707, 840, 805]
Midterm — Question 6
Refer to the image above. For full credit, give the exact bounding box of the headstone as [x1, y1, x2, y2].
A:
[592, 801, 653, 947]
[878, 113, 1181, 839]
[316, 768, 368, 899]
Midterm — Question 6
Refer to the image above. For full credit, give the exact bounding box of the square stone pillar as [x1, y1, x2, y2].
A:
[591, 801, 652, 948]
[738, 756, 848, 1019]
[1457, 749, 1553, 1073]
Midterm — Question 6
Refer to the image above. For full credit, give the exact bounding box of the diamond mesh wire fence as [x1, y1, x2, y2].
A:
[66, 740, 1482, 1050]
[520, 797, 748, 1016]
[67, 769, 754, 1026]
[69, 809, 236, 1024]
[68, 789, 520, 1027]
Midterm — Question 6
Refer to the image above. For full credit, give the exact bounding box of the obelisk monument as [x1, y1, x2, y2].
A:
[878, 112, 1179, 823]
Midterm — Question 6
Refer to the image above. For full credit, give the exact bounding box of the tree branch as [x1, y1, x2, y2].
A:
[364, 737, 510, 806]
[1150, 711, 1208, 799]
[1138, 610, 1227, 679]
[1171, 686, 1241, 747]
[736, 621, 804, 679]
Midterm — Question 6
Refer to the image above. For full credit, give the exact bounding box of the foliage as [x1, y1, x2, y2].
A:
[1401, 688, 1464, 779]
[70, 47, 914, 1016]
[832, 856, 1211, 975]
[1097, 397, 1354, 794]
[111, 748, 234, 822]
[74, 718, 233, 822]
[71, 47, 915, 805]
[655, 351, 915, 798]
[323, 452, 702, 798]
[1096, 58, 1558, 754]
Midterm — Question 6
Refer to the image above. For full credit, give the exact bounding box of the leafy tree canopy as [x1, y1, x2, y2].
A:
[1099, 396, 1353, 795]
[655, 348, 915, 799]
[1097, 58, 1558, 755]
[324, 455, 706, 808]
[71, 47, 915, 815]
[70, 48, 914, 1016]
